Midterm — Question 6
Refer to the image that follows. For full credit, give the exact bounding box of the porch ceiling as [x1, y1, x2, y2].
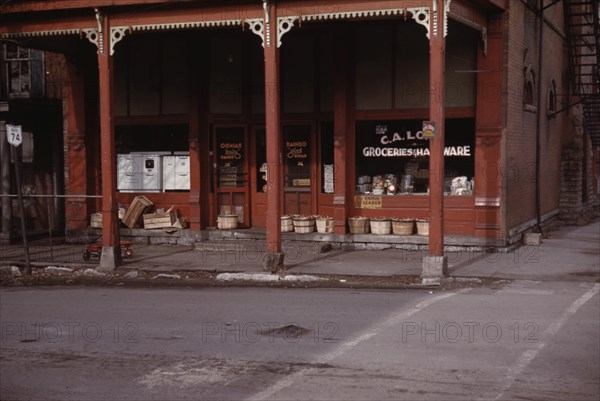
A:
[1, 0, 491, 54]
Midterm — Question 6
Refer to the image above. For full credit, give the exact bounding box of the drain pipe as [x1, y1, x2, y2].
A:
[534, 0, 544, 234]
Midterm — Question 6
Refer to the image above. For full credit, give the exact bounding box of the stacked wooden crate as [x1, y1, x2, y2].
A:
[122, 196, 153, 229]
[143, 206, 177, 229]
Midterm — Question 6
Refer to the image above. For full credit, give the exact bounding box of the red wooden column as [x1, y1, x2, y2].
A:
[188, 35, 206, 230]
[422, 0, 448, 280]
[64, 60, 89, 231]
[97, 10, 122, 270]
[263, 1, 284, 272]
[333, 28, 352, 233]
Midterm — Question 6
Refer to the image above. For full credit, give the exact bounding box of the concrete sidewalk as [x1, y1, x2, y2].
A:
[2, 220, 598, 283]
[117, 219, 599, 282]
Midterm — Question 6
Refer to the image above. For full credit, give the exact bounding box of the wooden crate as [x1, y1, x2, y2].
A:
[143, 207, 177, 229]
[122, 196, 153, 229]
[90, 209, 127, 228]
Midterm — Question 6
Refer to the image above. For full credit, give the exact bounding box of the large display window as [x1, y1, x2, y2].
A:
[355, 119, 475, 195]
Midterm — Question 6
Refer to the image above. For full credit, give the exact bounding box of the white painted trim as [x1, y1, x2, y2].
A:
[82, 28, 99, 51]
[1, 29, 81, 38]
[110, 26, 128, 56]
[245, 18, 265, 48]
[409, 7, 431, 39]
[130, 19, 241, 32]
[299, 8, 405, 21]
[444, 0, 452, 37]
[277, 16, 298, 48]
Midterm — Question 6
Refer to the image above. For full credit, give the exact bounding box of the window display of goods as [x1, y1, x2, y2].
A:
[356, 183, 372, 194]
[400, 174, 415, 193]
[372, 181, 385, 195]
[450, 176, 474, 195]
[357, 175, 371, 184]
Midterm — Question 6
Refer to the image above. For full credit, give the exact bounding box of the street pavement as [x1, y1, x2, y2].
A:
[1, 281, 598, 400]
[0, 219, 599, 400]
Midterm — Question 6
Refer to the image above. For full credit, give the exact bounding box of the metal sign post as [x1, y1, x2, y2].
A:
[6, 124, 31, 275]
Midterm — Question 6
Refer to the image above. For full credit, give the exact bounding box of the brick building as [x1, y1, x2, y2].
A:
[1, 0, 598, 272]
[0, 42, 65, 243]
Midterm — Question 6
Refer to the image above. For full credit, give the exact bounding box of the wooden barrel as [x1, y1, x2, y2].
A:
[392, 220, 414, 235]
[416, 220, 429, 236]
[316, 218, 335, 233]
[293, 217, 315, 233]
[281, 216, 294, 232]
[370, 219, 391, 235]
[217, 214, 238, 230]
[348, 217, 369, 234]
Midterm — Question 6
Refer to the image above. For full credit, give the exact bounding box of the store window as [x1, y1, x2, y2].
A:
[281, 33, 314, 113]
[116, 124, 188, 154]
[255, 128, 267, 192]
[209, 35, 243, 114]
[283, 126, 311, 188]
[547, 78, 557, 118]
[355, 119, 475, 195]
[115, 125, 190, 193]
[3, 44, 44, 99]
[215, 127, 246, 188]
[320, 122, 334, 194]
[523, 66, 537, 112]
[114, 35, 189, 116]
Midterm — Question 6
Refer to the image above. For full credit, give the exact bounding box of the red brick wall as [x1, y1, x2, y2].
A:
[503, 0, 569, 231]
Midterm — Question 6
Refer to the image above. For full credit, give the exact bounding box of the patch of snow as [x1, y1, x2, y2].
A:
[124, 271, 139, 279]
[0, 266, 22, 275]
[281, 275, 325, 282]
[83, 268, 104, 277]
[216, 273, 279, 282]
[151, 273, 181, 279]
[216, 273, 325, 283]
[453, 277, 482, 283]
[44, 266, 73, 274]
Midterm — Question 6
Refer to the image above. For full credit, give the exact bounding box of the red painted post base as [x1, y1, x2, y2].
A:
[421, 255, 448, 284]
[262, 252, 285, 274]
[98, 246, 122, 272]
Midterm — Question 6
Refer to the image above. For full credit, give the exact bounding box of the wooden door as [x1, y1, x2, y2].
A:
[250, 126, 268, 227]
[283, 125, 314, 216]
[213, 126, 249, 227]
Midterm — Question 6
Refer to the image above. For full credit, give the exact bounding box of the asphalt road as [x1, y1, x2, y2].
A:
[1, 282, 599, 401]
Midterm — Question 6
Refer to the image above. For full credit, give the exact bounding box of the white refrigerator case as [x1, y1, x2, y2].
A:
[117, 154, 143, 192]
[163, 155, 190, 190]
[141, 155, 163, 192]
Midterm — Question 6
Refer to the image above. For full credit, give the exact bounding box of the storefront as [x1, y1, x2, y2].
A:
[1, 0, 509, 268]
[124, 6, 492, 239]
